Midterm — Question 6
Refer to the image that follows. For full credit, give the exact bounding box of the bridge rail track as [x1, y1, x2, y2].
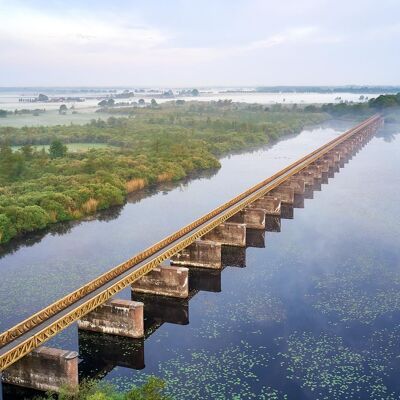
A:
[0, 114, 382, 371]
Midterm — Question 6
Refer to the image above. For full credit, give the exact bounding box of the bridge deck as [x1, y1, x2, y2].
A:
[0, 115, 382, 371]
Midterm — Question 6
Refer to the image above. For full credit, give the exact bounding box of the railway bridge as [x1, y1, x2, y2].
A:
[0, 114, 383, 393]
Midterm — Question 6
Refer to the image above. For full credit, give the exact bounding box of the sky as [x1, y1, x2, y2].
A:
[1, 0, 400, 87]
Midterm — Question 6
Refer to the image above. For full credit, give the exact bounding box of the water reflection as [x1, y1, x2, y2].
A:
[78, 331, 145, 380]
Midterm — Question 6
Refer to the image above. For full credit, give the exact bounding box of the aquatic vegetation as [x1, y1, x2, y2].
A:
[279, 331, 398, 400]
[111, 341, 287, 399]
[308, 255, 400, 324]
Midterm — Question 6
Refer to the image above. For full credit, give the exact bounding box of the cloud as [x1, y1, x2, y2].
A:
[0, 3, 169, 51]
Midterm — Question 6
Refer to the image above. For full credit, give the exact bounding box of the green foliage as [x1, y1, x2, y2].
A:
[49, 140, 68, 158]
[35, 377, 170, 400]
[317, 93, 400, 117]
[0, 102, 326, 243]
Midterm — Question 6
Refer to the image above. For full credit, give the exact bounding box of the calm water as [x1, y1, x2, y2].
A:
[1, 120, 400, 399]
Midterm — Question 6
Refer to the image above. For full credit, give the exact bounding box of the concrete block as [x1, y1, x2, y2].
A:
[270, 185, 295, 204]
[131, 265, 189, 298]
[171, 240, 222, 269]
[203, 222, 246, 247]
[2, 347, 78, 393]
[247, 195, 281, 215]
[243, 208, 265, 229]
[78, 299, 144, 338]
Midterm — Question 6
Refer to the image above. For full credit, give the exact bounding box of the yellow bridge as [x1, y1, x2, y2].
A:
[0, 115, 383, 389]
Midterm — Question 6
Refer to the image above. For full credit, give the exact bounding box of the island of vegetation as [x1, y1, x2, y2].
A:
[2, 93, 398, 245]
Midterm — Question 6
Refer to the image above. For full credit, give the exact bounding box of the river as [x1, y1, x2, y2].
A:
[1, 119, 399, 399]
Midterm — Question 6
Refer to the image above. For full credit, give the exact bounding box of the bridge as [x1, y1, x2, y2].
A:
[0, 114, 383, 393]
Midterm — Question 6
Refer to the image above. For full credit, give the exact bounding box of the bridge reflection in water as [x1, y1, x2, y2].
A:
[0, 116, 382, 398]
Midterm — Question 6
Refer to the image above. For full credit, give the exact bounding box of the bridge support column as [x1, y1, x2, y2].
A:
[77, 299, 144, 338]
[203, 222, 246, 247]
[247, 196, 281, 215]
[270, 185, 295, 204]
[243, 208, 265, 229]
[306, 165, 323, 180]
[286, 177, 305, 194]
[171, 240, 222, 269]
[2, 347, 78, 393]
[131, 265, 189, 298]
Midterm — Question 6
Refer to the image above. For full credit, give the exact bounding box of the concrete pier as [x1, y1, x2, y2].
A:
[131, 265, 189, 298]
[2, 347, 78, 393]
[171, 240, 221, 269]
[296, 171, 314, 186]
[307, 164, 323, 179]
[247, 195, 281, 215]
[243, 208, 265, 229]
[203, 222, 246, 247]
[78, 299, 144, 338]
[270, 185, 295, 204]
[228, 208, 266, 229]
[286, 178, 306, 194]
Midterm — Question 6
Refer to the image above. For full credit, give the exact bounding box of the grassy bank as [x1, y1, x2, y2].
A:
[0, 102, 327, 244]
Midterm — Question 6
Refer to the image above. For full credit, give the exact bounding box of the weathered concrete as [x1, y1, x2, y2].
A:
[189, 268, 222, 292]
[243, 208, 266, 229]
[2, 347, 78, 393]
[78, 330, 144, 379]
[265, 215, 281, 232]
[286, 178, 306, 194]
[222, 246, 246, 267]
[281, 204, 294, 219]
[315, 160, 330, 173]
[247, 195, 281, 215]
[171, 240, 221, 269]
[131, 265, 189, 298]
[296, 171, 314, 186]
[132, 292, 189, 325]
[270, 185, 295, 204]
[246, 229, 266, 248]
[78, 299, 144, 338]
[203, 222, 246, 247]
[228, 208, 266, 229]
[306, 164, 323, 179]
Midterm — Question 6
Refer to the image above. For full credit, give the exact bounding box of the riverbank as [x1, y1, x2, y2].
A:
[0, 102, 327, 244]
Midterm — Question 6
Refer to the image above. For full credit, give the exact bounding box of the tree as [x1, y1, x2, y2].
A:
[21, 144, 34, 159]
[191, 88, 199, 96]
[138, 99, 145, 105]
[49, 140, 67, 159]
[151, 99, 158, 107]
[107, 99, 115, 107]
[98, 100, 108, 107]
[59, 104, 68, 115]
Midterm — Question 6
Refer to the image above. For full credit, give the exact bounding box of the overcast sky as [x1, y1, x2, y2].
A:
[1, 0, 399, 87]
